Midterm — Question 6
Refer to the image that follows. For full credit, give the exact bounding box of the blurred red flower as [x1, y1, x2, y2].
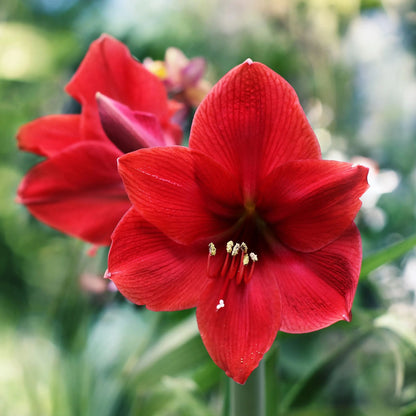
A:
[17, 34, 182, 245]
[106, 60, 369, 383]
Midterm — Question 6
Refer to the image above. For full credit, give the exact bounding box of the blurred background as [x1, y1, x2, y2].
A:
[1, 0, 416, 415]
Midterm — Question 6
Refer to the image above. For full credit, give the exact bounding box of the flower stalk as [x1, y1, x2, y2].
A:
[230, 360, 265, 416]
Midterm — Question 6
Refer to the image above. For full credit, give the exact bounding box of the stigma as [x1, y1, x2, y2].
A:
[208, 241, 258, 311]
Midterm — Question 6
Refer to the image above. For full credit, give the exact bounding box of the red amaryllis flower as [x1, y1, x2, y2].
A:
[106, 60, 369, 383]
[17, 34, 182, 245]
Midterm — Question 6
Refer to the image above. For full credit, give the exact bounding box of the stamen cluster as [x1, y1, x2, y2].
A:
[207, 241, 258, 311]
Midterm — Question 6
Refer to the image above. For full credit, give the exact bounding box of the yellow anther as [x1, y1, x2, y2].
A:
[208, 242, 216, 256]
[240, 242, 248, 253]
[231, 243, 240, 256]
[226, 240, 234, 253]
[243, 254, 249, 266]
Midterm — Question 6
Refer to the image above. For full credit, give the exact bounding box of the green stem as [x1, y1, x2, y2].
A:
[230, 360, 265, 416]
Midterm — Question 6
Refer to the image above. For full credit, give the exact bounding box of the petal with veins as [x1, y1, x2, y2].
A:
[108, 208, 209, 310]
[17, 141, 128, 245]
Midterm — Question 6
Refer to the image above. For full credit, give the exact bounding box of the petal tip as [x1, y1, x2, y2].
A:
[352, 164, 370, 194]
[226, 367, 247, 384]
[116, 153, 126, 170]
[95, 33, 118, 48]
[342, 310, 352, 322]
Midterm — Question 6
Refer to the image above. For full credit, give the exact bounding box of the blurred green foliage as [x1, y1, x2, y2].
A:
[1, 0, 416, 415]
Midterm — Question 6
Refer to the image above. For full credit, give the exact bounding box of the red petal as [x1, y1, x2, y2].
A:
[96, 93, 165, 152]
[162, 115, 183, 146]
[168, 99, 184, 119]
[259, 160, 369, 252]
[118, 147, 242, 244]
[196, 264, 281, 384]
[17, 141, 129, 245]
[108, 208, 208, 310]
[65, 34, 178, 143]
[164, 99, 185, 145]
[17, 114, 82, 157]
[274, 224, 362, 333]
[190, 60, 321, 196]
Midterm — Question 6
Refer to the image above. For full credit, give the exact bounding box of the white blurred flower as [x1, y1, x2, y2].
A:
[402, 255, 416, 304]
[351, 156, 400, 230]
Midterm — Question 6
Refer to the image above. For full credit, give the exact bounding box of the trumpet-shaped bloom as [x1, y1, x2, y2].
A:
[17, 34, 182, 245]
[107, 60, 369, 383]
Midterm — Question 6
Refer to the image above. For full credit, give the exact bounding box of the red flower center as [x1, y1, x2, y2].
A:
[207, 240, 258, 311]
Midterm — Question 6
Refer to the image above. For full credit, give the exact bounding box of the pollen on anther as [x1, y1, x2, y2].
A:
[240, 242, 248, 253]
[208, 242, 216, 256]
[249, 252, 258, 262]
[243, 254, 249, 266]
[231, 243, 240, 256]
[226, 240, 234, 253]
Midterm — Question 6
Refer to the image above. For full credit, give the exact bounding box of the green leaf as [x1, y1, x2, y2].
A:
[126, 314, 208, 388]
[400, 401, 416, 416]
[375, 305, 416, 354]
[280, 327, 373, 412]
[360, 234, 416, 278]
